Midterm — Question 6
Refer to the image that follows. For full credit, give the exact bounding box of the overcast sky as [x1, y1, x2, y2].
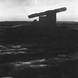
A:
[0, 0, 77, 21]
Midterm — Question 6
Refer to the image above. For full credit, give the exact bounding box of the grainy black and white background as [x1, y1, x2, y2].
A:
[0, 0, 77, 78]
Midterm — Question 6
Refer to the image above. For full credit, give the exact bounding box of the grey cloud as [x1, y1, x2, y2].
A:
[0, 0, 32, 6]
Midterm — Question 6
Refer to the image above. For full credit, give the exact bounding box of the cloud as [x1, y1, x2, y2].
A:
[9, 0, 31, 6]
[0, 0, 32, 7]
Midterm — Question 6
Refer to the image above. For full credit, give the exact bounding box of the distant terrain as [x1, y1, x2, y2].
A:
[57, 21, 78, 30]
[0, 21, 78, 29]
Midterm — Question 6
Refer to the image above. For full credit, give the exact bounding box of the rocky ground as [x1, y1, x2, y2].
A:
[0, 44, 73, 78]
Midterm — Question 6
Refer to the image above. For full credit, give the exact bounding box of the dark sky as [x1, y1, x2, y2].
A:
[0, 0, 77, 21]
